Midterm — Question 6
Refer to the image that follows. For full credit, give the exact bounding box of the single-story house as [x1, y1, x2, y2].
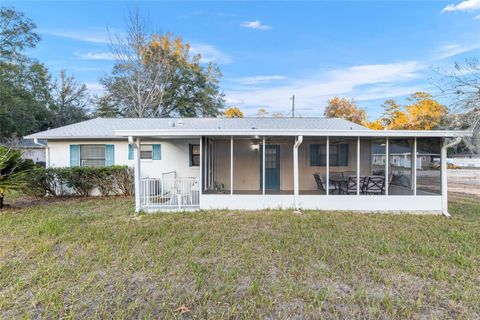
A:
[25, 117, 471, 216]
[1, 139, 47, 167]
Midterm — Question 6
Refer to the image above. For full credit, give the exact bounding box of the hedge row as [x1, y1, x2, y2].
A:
[26, 166, 134, 197]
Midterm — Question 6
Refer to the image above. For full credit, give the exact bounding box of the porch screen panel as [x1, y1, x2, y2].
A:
[302, 137, 327, 194]
[388, 139, 414, 195]
[80, 145, 105, 167]
[416, 138, 441, 195]
[362, 138, 386, 195]
[329, 137, 357, 196]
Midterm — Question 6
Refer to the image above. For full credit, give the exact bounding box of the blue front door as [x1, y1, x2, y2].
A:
[260, 145, 280, 190]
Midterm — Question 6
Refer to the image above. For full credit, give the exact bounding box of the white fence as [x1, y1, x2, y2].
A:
[141, 178, 200, 209]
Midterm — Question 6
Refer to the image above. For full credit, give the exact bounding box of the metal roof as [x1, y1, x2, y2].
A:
[24, 117, 471, 139]
[25, 117, 368, 139]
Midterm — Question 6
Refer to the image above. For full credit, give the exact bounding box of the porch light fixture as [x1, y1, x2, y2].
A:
[251, 135, 262, 151]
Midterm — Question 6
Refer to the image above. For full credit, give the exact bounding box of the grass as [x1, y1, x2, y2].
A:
[0, 194, 479, 319]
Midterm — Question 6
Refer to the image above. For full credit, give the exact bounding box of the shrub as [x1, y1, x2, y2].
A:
[25, 167, 65, 197]
[0, 146, 35, 208]
[24, 166, 134, 198]
[112, 166, 134, 196]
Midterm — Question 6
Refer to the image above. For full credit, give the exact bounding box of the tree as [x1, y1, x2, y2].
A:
[49, 70, 90, 127]
[436, 58, 480, 153]
[257, 108, 268, 117]
[324, 97, 367, 125]
[0, 8, 53, 140]
[103, 9, 224, 118]
[94, 93, 121, 118]
[0, 7, 40, 62]
[374, 92, 446, 130]
[0, 146, 34, 208]
[224, 107, 244, 118]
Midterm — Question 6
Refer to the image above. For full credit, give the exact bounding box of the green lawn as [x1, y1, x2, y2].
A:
[1, 195, 479, 319]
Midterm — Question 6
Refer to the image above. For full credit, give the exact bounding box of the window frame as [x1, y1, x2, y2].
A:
[310, 143, 348, 167]
[80, 144, 106, 167]
[189, 144, 200, 167]
[140, 144, 153, 160]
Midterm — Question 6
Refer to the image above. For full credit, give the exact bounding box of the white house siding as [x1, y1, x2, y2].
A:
[47, 139, 200, 179]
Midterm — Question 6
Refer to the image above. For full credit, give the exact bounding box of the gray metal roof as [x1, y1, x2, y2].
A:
[24, 117, 369, 139]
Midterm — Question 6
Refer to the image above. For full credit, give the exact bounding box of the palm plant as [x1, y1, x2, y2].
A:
[0, 146, 34, 209]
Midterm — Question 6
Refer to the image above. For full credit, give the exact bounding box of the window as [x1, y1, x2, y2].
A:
[190, 144, 200, 166]
[310, 143, 348, 167]
[80, 145, 105, 167]
[140, 144, 152, 159]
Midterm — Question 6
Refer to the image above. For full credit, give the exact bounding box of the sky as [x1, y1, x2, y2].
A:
[4, 0, 480, 119]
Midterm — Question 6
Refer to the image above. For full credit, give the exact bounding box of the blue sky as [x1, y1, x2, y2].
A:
[5, 0, 480, 119]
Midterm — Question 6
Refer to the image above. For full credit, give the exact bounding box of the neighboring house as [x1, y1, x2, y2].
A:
[1, 139, 47, 166]
[448, 152, 480, 168]
[25, 117, 471, 216]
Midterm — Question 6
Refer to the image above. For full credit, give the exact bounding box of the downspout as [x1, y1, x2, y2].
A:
[441, 137, 462, 218]
[293, 135, 303, 212]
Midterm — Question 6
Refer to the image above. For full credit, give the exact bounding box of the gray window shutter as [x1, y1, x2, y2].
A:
[338, 144, 349, 166]
[310, 144, 319, 166]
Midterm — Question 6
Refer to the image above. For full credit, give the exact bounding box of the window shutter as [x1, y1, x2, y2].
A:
[70, 144, 80, 167]
[152, 144, 161, 160]
[189, 144, 193, 166]
[310, 144, 319, 166]
[128, 144, 133, 160]
[105, 144, 115, 166]
[338, 144, 349, 166]
[319, 144, 327, 166]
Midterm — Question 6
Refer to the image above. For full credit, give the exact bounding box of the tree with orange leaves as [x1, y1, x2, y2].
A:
[224, 107, 244, 118]
[324, 97, 367, 125]
[100, 9, 224, 118]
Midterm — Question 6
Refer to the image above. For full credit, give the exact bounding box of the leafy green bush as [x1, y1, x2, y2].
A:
[25, 167, 65, 197]
[25, 166, 133, 197]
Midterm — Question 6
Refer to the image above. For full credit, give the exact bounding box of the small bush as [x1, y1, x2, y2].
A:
[25, 166, 133, 197]
[25, 167, 65, 197]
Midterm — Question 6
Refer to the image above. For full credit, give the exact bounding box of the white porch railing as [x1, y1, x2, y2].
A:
[141, 178, 200, 209]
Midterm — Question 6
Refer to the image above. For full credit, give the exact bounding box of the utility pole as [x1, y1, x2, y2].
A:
[291, 94, 295, 118]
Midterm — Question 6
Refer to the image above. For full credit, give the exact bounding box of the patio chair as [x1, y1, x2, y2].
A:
[339, 176, 366, 195]
[313, 173, 335, 193]
[343, 170, 356, 178]
[364, 176, 385, 195]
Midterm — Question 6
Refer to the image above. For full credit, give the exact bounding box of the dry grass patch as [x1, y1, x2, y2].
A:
[0, 194, 479, 319]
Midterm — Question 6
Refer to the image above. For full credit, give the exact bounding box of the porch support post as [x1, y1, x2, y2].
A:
[132, 137, 141, 213]
[262, 136, 266, 195]
[413, 137, 417, 195]
[441, 137, 462, 217]
[230, 136, 233, 195]
[357, 136, 360, 195]
[199, 137, 203, 194]
[293, 136, 303, 211]
[385, 137, 389, 196]
[326, 136, 329, 195]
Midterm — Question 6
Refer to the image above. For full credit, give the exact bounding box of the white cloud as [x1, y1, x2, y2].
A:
[75, 52, 116, 60]
[40, 29, 112, 43]
[233, 75, 286, 85]
[442, 0, 480, 12]
[224, 61, 423, 115]
[475, 13, 480, 18]
[225, 97, 244, 105]
[190, 43, 232, 64]
[433, 43, 480, 59]
[240, 20, 271, 30]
